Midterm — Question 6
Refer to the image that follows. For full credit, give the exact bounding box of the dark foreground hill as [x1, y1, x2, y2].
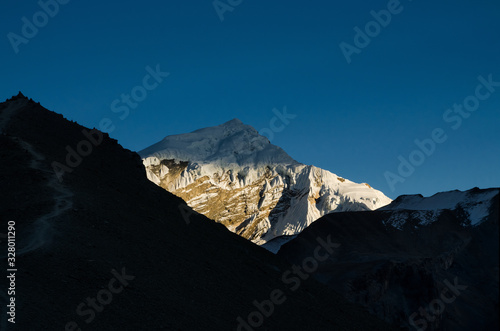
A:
[0, 93, 394, 330]
[278, 188, 499, 330]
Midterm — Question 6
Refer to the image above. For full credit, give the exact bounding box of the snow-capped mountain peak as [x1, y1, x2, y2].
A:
[140, 119, 392, 244]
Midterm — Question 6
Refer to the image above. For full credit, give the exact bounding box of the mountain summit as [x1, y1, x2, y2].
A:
[140, 118, 298, 166]
[140, 119, 392, 244]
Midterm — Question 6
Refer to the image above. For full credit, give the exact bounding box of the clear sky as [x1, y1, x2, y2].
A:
[1, 0, 499, 199]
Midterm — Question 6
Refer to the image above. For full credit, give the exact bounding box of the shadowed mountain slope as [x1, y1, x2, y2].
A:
[278, 188, 499, 330]
[0, 94, 394, 330]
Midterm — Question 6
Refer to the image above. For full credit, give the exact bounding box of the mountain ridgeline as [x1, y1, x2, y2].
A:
[278, 187, 499, 330]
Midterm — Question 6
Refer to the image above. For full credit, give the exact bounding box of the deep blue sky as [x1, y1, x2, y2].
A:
[1, 0, 499, 199]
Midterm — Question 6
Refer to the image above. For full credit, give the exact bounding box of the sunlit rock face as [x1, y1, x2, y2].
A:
[140, 119, 391, 244]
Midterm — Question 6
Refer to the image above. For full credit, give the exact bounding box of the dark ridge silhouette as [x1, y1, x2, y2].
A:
[0, 95, 395, 330]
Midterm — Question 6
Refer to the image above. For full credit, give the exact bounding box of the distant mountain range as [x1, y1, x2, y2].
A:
[140, 118, 391, 244]
[138, 116, 499, 330]
[1, 93, 497, 330]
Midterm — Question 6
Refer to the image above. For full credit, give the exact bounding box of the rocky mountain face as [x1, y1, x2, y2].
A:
[277, 187, 500, 330]
[140, 119, 391, 244]
[0, 94, 395, 330]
